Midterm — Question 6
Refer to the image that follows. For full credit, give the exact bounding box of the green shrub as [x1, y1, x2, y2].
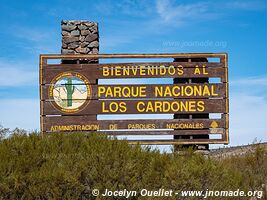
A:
[0, 131, 266, 199]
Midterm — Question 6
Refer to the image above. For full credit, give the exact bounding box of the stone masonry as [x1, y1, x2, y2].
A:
[61, 20, 99, 55]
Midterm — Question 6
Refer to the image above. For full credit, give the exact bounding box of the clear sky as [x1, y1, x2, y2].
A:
[0, 0, 267, 149]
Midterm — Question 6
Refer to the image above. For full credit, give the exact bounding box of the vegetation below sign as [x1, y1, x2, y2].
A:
[0, 132, 265, 199]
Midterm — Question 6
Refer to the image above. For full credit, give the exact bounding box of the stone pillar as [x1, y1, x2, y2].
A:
[61, 20, 99, 62]
[173, 58, 209, 151]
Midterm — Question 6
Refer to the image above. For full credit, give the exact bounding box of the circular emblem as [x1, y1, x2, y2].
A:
[49, 72, 92, 113]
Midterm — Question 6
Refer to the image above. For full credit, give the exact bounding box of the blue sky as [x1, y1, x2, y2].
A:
[0, 0, 267, 148]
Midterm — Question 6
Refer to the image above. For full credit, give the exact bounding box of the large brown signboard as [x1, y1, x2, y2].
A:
[40, 53, 229, 145]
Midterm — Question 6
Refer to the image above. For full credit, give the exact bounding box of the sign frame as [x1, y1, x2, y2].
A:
[40, 53, 229, 145]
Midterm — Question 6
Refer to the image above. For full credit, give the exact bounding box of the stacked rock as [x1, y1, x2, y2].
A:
[61, 20, 99, 54]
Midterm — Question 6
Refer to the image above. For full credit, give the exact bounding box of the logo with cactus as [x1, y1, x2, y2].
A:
[49, 72, 91, 113]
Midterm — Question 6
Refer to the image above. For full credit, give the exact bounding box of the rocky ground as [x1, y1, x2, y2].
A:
[209, 142, 267, 158]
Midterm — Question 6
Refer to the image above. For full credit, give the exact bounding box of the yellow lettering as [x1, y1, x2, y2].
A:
[98, 86, 105, 97]
[202, 85, 211, 96]
[177, 65, 184, 75]
[160, 65, 166, 75]
[115, 66, 121, 76]
[109, 124, 118, 130]
[139, 86, 146, 97]
[119, 102, 127, 113]
[211, 85, 218, 96]
[102, 102, 109, 113]
[197, 101, 205, 112]
[103, 66, 109, 76]
[188, 101, 196, 111]
[168, 65, 176, 75]
[203, 65, 208, 75]
[137, 102, 145, 112]
[194, 65, 201, 75]
[139, 66, 146, 75]
[172, 86, 180, 96]
[164, 86, 172, 97]
[155, 86, 162, 97]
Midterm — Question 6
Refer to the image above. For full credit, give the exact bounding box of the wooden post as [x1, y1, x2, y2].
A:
[173, 57, 209, 151]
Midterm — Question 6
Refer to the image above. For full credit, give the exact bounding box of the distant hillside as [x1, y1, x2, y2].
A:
[210, 142, 267, 158]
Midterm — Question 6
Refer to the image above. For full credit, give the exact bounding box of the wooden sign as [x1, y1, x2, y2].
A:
[40, 53, 229, 145]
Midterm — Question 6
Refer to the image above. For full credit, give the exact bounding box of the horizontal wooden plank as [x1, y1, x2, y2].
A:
[43, 130, 225, 135]
[40, 53, 227, 60]
[43, 62, 224, 69]
[97, 130, 224, 135]
[42, 99, 226, 115]
[41, 64, 226, 84]
[127, 139, 227, 145]
[42, 116, 226, 132]
[41, 83, 226, 100]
